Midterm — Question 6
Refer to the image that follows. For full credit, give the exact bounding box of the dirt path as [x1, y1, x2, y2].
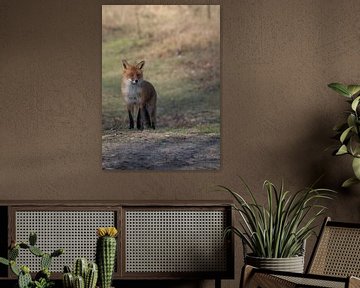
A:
[102, 130, 220, 170]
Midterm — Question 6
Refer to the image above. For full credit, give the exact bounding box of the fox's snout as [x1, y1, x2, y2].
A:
[129, 79, 139, 85]
[125, 73, 142, 85]
[125, 72, 142, 85]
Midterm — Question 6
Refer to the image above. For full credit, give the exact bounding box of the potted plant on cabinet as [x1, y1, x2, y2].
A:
[61, 227, 118, 288]
[219, 178, 334, 273]
[0, 232, 63, 288]
[62, 258, 98, 288]
[328, 82, 360, 187]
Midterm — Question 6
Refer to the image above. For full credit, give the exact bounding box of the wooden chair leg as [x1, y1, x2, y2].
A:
[215, 278, 221, 288]
[240, 265, 255, 288]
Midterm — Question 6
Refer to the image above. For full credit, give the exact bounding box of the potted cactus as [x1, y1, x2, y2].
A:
[0, 232, 64, 288]
[62, 258, 98, 288]
[96, 227, 118, 288]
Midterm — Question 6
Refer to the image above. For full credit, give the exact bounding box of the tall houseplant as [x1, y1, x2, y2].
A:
[328, 83, 360, 187]
[220, 179, 334, 272]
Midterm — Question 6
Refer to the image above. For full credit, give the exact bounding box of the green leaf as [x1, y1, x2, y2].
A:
[10, 261, 20, 276]
[340, 126, 353, 143]
[352, 157, 360, 179]
[349, 135, 360, 156]
[342, 177, 360, 188]
[336, 144, 348, 155]
[40, 254, 51, 270]
[19, 243, 29, 249]
[328, 83, 351, 97]
[8, 247, 19, 261]
[352, 96, 360, 111]
[29, 246, 44, 257]
[347, 114, 356, 128]
[50, 248, 63, 257]
[347, 85, 360, 97]
[29, 232, 37, 246]
[0, 257, 9, 266]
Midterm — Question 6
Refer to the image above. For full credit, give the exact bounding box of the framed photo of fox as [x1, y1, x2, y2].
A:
[102, 5, 220, 170]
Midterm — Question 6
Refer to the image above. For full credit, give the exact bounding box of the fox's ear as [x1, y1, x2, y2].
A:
[136, 61, 145, 69]
[122, 59, 129, 69]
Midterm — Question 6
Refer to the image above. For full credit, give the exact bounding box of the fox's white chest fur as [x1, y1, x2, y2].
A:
[122, 80, 142, 104]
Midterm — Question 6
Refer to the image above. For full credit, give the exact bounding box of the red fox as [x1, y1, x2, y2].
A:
[121, 60, 157, 130]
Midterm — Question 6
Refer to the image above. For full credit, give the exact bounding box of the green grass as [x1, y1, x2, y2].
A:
[102, 5, 220, 132]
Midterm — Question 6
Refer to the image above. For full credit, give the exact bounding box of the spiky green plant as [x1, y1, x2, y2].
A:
[96, 227, 118, 288]
[85, 262, 98, 288]
[0, 232, 63, 288]
[74, 275, 85, 288]
[328, 82, 360, 187]
[74, 258, 88, 280]
[62, 274, 73, 288]
[19, 266, 32, 288]
[220, 178, 335, 258]
[62, 260, 98, 288]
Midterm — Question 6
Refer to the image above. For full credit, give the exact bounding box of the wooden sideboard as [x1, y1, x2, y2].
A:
[0, 201, 234, 288]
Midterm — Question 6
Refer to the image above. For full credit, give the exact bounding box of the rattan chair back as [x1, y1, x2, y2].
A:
[307, 217, 360, 278]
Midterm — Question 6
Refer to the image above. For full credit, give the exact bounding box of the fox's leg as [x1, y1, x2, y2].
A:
[127, 104, 134, 129]
[143, 106, 151, 128]
[151, 107, 156, 129]
[138, 105, 150, 130]
[128, 111, 134, 129]
[147, 105, 156, 129]
[136, 107, 142, 130]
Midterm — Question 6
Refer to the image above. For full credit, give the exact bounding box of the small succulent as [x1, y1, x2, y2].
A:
[33, 278, 54, 288]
